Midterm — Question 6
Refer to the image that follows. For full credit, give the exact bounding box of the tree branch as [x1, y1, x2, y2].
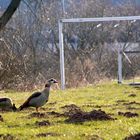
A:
[0, 0, 21, 30]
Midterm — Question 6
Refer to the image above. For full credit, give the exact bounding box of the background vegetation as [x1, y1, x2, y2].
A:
[0, 0, 140, 90]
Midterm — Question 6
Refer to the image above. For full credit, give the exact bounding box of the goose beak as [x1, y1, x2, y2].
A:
[54, 80, 58, 83]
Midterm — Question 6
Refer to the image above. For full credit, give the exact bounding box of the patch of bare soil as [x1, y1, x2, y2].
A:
[29, 112, 48, 118]
[47, 102, 57, 105]
[89, 110, 115, 120]
[124, 133, 140, 140]
[101, 104, 118, 108]
[83, 104, 118, 108]
[22, 108, 34, 111]
[62, 104, 114, 123]
[133, 86, 140, 90]
[61, 104, 82, 117]
[0, 108, 13, 112]
[35, 120, 51, 126]
[39, 107, 56, 111]
[81, 134, 104, 140]
[118, 112, 139, 118]
[61, 104, 81, 110]
[93, 105, 101, 108]
[36, 132, 60, 137]
[47, 111, 64, 117]
[82, 103, 97, 107]
[127, 107, 140, 110]
[0, 134, 17, 140]
[116, 100, 128, 103]
[8, 125, 20, 128]
[61, 104, 115, 123]
[123, 101, 140, 105]
[128, 94, 137, 97]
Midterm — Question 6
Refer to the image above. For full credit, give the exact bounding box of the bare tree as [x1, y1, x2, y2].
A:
[0, 0, 21, 30]
[0, 0, 140, 90]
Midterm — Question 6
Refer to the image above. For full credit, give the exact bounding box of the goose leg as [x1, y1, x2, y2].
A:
[36, 107, 39, 112]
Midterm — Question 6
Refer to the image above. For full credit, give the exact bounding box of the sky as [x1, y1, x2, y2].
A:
[0, 0, 140, 10]
[0, 0, 11, 10]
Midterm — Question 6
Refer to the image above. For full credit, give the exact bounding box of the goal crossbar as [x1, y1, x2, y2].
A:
[59, 16, 140, 89]
[61, 16, 140, 23]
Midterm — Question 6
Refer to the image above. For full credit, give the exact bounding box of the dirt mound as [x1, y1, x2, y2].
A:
[61, 104, 83, 117]
[0, 134, 17, 140]
[88, 110, 115, 120]
[118, 112, 139, 118]
[128, 94, 137, 97]
[35, 120, 51, 126]
[124, 133, 140, 140]
[36, 132, 60, 137]
[65, 109, 115, 123]
[61, 104, 114, 123]
[29, 112, 48, 118]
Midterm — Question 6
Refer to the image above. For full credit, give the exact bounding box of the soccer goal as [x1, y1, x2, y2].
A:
[59, 16, 140, 89]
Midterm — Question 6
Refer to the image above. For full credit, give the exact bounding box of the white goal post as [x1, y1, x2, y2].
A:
[59, 16, 140, 89]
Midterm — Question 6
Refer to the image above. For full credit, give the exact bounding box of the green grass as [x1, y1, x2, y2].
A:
[0, 82, 140, 140]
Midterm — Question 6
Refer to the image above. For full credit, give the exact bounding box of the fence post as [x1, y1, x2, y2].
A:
[118, 46, 122, 84]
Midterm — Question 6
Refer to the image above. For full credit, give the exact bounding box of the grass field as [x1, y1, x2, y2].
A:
[0, 82, 140, 140]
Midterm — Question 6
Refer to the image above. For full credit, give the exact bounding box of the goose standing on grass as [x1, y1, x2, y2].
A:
[19, 78, 58, 112]
[0, 98, 17, 111]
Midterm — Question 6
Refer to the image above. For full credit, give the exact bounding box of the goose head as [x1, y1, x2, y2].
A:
[45, 78, 58, 87]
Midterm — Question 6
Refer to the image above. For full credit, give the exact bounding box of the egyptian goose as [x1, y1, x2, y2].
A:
[0, 98, 17, 111]
[19, 78, 58, 112]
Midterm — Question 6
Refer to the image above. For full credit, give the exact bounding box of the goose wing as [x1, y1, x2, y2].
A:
[20, 92, 42, 109]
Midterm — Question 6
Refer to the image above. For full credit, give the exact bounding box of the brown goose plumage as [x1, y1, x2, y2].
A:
[0, 98, 17, 111]
[19, 78, 58, 112]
